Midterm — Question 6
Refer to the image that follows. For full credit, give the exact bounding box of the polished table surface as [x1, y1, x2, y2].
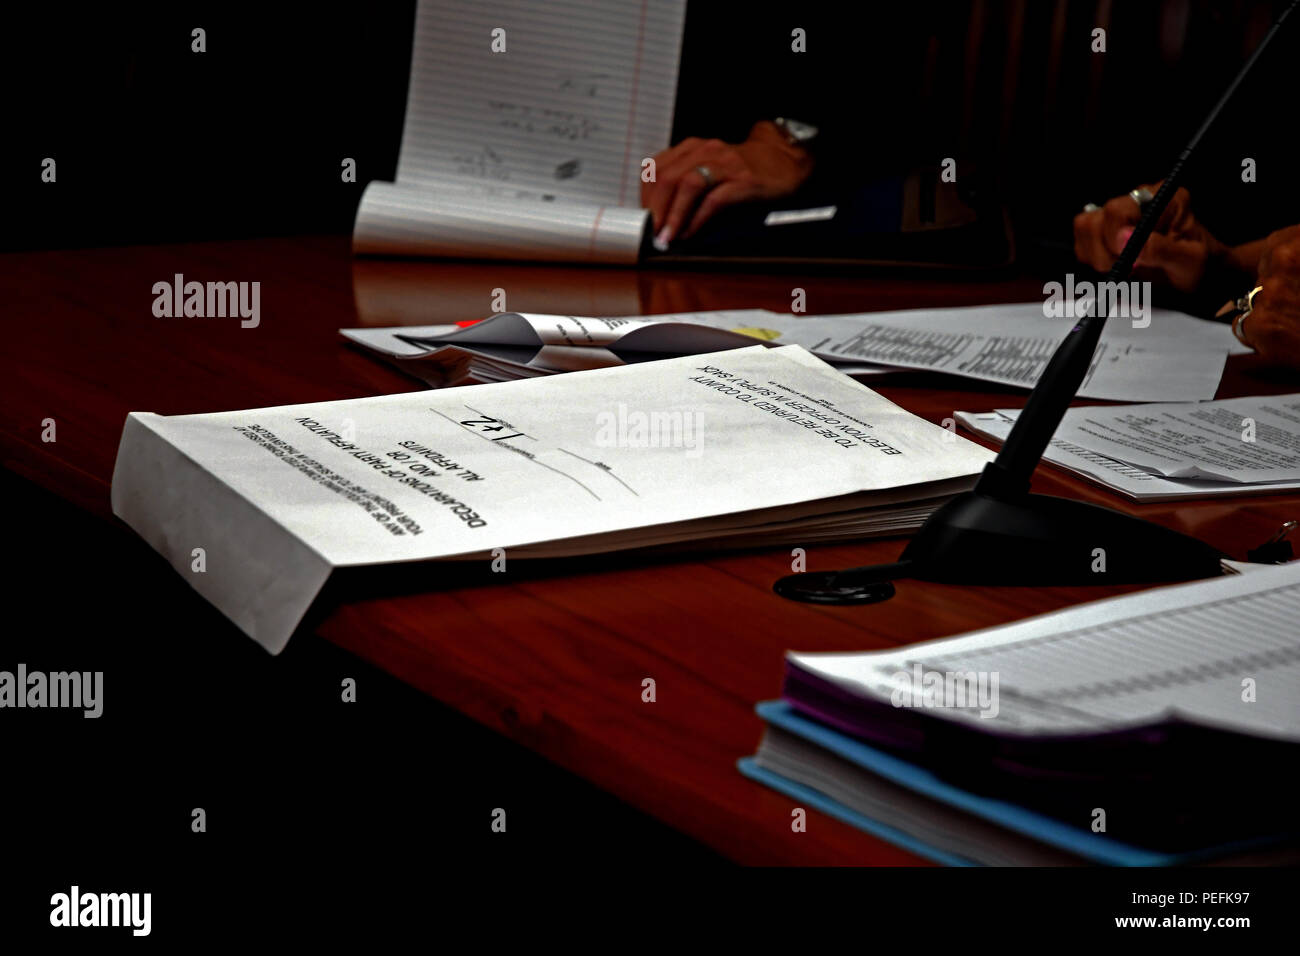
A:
[6, 235, 1300, 865]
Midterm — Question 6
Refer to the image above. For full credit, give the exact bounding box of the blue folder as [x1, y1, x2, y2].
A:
[738, 700, 1290, 866]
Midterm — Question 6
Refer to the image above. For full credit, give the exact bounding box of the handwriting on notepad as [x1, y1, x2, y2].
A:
[353, 0, 686, 262]
[452, 145, 508, 181]
[555, 71, 609, 97]
[489, 101, 600, 142]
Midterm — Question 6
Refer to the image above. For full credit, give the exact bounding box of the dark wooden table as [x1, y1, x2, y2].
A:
[6, 235, 1299, 865]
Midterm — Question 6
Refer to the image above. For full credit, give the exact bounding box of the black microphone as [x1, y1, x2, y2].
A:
[776, 0, 1299, 605]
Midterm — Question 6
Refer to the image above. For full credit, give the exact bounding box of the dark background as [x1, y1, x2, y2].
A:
[5, 1, 1298, 255]
[3, 467, 724, 926]
[3, 2, 1299, 932]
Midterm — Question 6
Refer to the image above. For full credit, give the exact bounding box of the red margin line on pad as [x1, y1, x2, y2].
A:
[615, 0, 650, 207]
[588, 205, 608, 258]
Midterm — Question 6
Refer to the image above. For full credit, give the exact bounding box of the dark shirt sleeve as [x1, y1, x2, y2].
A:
[1182, 47, 1300, 246]
[670, 2, 941, 185]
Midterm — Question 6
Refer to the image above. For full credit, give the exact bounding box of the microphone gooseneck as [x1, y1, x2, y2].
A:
[977, 0, 1299, 500]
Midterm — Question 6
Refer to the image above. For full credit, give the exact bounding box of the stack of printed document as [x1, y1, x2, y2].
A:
[112, 346, 994, 654]
[343, 302, 1240, 402]
[741, 562, 1300, 865]
[957, 393, 1300, 500]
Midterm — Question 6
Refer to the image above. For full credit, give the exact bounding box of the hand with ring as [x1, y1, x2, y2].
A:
[1227, 225, 1300, 365]
[641, 120, 815, 249]
[1072, 181, 1228, 291]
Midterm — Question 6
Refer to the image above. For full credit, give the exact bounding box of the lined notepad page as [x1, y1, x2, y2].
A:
[790, 561, 1300, 741]
[355, 0, 686, 263]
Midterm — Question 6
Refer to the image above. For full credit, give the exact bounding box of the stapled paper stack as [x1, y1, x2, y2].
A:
[112, 346, 994, 653]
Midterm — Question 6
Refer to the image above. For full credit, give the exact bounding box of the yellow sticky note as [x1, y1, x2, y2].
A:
[730, 327, 783, 342]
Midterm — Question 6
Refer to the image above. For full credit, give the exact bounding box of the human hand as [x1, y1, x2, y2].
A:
[641, 121, 814, 248]
[1073, 183, 1228, 292]
[1235, 225, 1300, 367]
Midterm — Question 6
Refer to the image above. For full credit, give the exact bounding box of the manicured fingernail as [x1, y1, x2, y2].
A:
[653, 226, 673, 251]
[1118, 227, 1134, 246]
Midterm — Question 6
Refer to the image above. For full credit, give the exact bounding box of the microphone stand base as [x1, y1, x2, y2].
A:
[772, 491, 1224, 604]
[900, 490, 1224, 585]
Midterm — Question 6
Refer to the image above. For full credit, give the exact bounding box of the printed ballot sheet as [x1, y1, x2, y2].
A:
[112, 346, 993, 653]
[1052, 394, 1300, 483]
[344, 302, 1238, 401]
[784, 303, 1234, 402]
[957, 407, 1300, 501]
[789, 560, 1300, 742]
[353, 0, 686, 263]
